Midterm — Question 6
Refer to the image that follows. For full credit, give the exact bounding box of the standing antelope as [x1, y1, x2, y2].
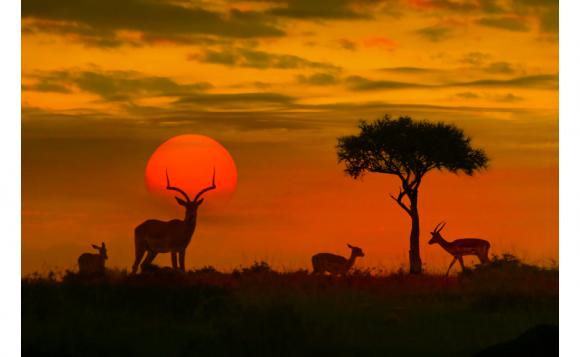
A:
[132, 168, 216, 274]
[78, 242, 108, 276]
[428, 222, 491, 276]
[312, 244, 365, 276]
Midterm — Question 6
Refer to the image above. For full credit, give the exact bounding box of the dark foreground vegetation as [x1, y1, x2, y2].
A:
[22, 255, 558, 357]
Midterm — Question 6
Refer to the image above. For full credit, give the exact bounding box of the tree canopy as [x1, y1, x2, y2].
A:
[337, 115, 489, 182]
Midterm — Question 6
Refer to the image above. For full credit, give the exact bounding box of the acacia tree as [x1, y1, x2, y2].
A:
[337, 115, 489, 274]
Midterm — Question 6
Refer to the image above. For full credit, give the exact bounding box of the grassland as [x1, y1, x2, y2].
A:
[22, 255, 558, 357]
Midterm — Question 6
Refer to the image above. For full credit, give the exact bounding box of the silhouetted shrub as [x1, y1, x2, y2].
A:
[241, 261, 273, 274]
[193, 265, 219, 274]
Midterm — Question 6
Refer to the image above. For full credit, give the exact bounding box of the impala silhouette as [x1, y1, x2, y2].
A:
[428, 222, 491, 276]
[78, 242, 107, 276]
[132, 169, 216, 273]
[312, 244, 365, 275]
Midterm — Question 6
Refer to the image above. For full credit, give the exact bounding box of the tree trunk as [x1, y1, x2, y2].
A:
[408, 194, 422, 274]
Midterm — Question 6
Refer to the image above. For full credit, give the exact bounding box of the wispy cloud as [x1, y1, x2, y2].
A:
[345, 75, 429, 90]
[483, 62, 516, 74]
[174, 92, 296, 108]
[477, 16, 529, 32]
[265, 0, 372, 20]
[416, 24, 454, 42]
[377, 67, 442, 74]
[23, 69, 212, 101]
[346, 74, 558, 91]
[337, 38, 357, 51]
[189, 47, 341, 71]
[296, 73, 339, 86]
[461, 52, 491, 66]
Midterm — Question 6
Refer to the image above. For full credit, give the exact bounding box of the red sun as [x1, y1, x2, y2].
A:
[145, 135, 237, 205]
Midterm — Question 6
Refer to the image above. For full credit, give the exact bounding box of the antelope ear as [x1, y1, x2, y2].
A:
[101, 242, 106, 248]
[175, 197, 187, 206]
[347, 243, 353, 249]
[92, 244, 100, 249]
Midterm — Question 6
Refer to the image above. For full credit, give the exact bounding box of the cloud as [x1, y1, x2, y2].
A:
[22, 0, 285, 47]
[512, 0, 558, 34]
[346, 74, 558, 91]
[345, 75, 429, 90]
[338, 38, 357, 51]
[22, 80, 72, 94]
[453, 91, 524, 102]
[461, 52, 491, 66]
[458, 74, 558, 89]
[404, 0, 556, 35]
[174, 92, 296, 108]
[407, 0, 479, 12]
[539, 5, 558, 33]
[296, 73, 339, 86]
[483, 61, 516, 74]
[377, 67, 441, 74]
[24, 70, 212, 101]
[190, 47, 341, 70]
[416, 25, 454, 42]
[477, 16, 529, 31]
[479, 0, 506, 14]
[265, 0, 371, 20]
[493, 93, 523, 102]
[455, 91, 480, 99]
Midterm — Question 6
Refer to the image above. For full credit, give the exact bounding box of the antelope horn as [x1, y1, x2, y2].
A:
[433, 222, 443, 232]
[193, 167, 217, 202]
[165, 169, 191, 202]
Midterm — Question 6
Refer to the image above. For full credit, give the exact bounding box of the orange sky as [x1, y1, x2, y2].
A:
[21, 0, 558, 275]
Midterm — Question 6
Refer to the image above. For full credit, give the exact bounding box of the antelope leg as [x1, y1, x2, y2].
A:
[141, 251, 157, 267]
[171, 252, 178, 270]
[179, 250, 186, 272]
[445, 257, 457, 276]
[458, 256, 465, 271]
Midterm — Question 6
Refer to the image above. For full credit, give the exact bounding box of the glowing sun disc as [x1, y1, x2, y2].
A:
[145, 135, 237, 205]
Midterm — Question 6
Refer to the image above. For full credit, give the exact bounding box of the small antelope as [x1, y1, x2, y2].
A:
[78, 242, 108, 276]
[312, 244, 365, 275]
[428, 222, 491, 276]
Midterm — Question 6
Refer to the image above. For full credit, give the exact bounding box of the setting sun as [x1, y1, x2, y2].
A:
[144, 134, 237, 205]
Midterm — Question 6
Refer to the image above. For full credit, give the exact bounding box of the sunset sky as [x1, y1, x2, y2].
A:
[21, 0, 558, 275]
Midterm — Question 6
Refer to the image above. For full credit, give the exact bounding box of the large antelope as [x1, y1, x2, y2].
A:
[132, 169, 216, 274]
[312, 244, 365, 276]
[78, 242, 108, 276]
[428, 222, 490, 276]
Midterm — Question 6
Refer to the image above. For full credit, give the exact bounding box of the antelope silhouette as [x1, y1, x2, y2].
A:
[312, 244, 365, 275]
[78, 242, 107, 275]
[428, 222, 491, 276]
[132, 168, 216, 274]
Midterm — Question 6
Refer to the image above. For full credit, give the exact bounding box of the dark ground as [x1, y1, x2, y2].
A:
[22, 255, 558, 357]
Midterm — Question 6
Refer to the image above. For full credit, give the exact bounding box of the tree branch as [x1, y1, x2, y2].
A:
[389, 188, 412, 215]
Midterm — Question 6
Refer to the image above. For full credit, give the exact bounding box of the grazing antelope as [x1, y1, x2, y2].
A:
[78, 242, 108, 276]
[312, 244, 365, 276]
[132, 168, 216, 274]
[428, 222, 491, 276]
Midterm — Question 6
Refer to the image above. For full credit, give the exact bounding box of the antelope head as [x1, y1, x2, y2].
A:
[91, 242, 108, 260]
[428, 222, 446, 244]
[347, 243, 365, 258]
[166, 168, 216, 222]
